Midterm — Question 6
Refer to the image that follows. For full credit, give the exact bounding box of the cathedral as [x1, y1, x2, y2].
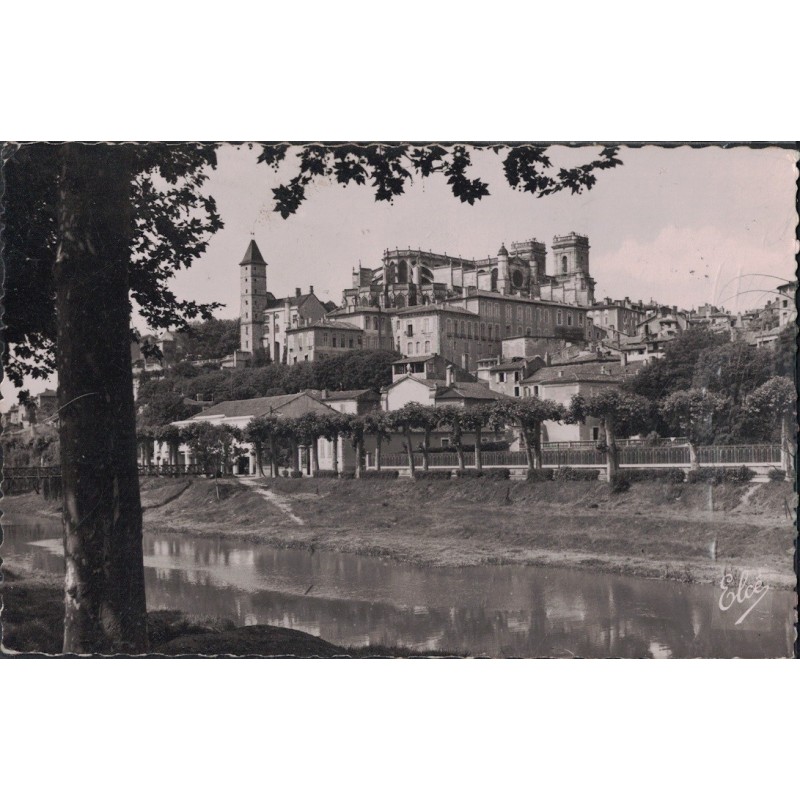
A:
[237, 233, 597, 371]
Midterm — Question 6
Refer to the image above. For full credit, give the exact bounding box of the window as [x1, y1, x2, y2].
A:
[332, 336, 337, 347]
[349, 338, 354, 348]
[323, 333, 328, 346]
[498, 372, 506, 383]
[557, 310, 563, 326]
[592, 427, 600, 441]
[407, 342, 413, 354]
[407, 324, 414, 336]
[460, 321, 466, 337]
[561, 255, 568, 274]
[480, 322, 486, 339]
[505, 306, 512, 321]
[526, 327, 531, 336]
[415, 342, 420, 354]
[446, 319, 453, 336]
[567, 313, 573, 326]
[424, 340, 430, 353]
[514, 371, 520, 382]
[534, 385, 540, 396]
[514, 387, 520, 397]
[517, 326, 523, 336]
[441, 437, 450, 447]
[365, 317, 371, 330]
[358, 337, 362, 347]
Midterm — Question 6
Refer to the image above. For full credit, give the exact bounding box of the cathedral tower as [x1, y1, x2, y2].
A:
[239, 239, 268, 353]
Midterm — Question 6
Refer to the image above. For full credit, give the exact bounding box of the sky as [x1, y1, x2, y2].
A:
[2, 144, 797, 410]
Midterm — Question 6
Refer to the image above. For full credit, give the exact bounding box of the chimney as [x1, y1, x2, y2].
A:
[309, 285, 314, 295]
[295, 287, 301, 298]
[445, 364, 455, 387]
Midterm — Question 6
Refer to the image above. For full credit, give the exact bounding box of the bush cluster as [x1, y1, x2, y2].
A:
[554, 467, 600, 482]
[526, 468, 555, 482]
[314, 470, 339, 479]
[484, 468, 511, 480]
[453, 470, 485, 478]
[686, 465, 755, 484]
[362, 470, 400, 480]
[610, 472, 631, 493]
[289, 470, 303, 479]
[413, 470, 451, 480]
[338, 471, 355, 480]
[617, 468, 686, 484]
[767, 468, 787, 482]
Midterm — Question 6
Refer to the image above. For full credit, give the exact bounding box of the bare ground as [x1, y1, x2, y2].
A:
[4, 476, 796, 589]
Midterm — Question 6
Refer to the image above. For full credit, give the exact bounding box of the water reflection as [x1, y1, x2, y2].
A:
[2, 516, 794, 657]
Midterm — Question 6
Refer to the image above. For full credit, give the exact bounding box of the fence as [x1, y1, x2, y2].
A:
[2, 466, 63, 497]
[374, 442, 782, 469]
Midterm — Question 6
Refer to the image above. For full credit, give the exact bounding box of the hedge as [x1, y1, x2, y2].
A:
[484, 468, 511, 480]
[526, 468, 555, 482]
[289, 470, 303, 479]
[554, 467, 600, 482]
[686, 466, 755, 485]
[616, 468, 686, 484]
[314, 470, 339, 478]
[454, 470, 485, 478]
[413, 470, 451, 480]
[363, 470, 400, 480]
[338, 471, 355, 480]
[767, 468, 787, 482]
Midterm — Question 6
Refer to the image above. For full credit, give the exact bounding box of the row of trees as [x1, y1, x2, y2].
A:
[142, 376, 795, 483]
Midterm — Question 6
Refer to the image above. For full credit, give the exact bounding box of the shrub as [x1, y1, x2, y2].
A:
[610, 472, 631, 493]
[686, 466, 756, 485]
[484, 468, 511, 481]
[338, 471, 355, 480]
[454, 470, 485, 478]
[617, 468, 685, 484]
[554, 467, 600, 482]
[314, 470, 338, 478]
[362, 470, 400, 480]
[289, 470, 303, 479]
[526, 468, 554, 482]
[767, 467, 787, 482]
[413, 470, 451, 480]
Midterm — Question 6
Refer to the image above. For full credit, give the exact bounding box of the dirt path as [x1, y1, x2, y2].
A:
[237, 477, 306, 525]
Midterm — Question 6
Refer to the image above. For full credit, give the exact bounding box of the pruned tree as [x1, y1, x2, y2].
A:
[181, 422, 244, 497]
[363, 409, 393, 472]
[743, 377, 797, 478]
[459, 407, 493, 472]
[244, 415, 282, 477]
[566, 390, 651, 481]
[435, 406, 466, 472]
[345, 414, 367, 478]
[387, 405, 428, 475]
[491, 397, 565, 470]
[659, 389, 728, 470]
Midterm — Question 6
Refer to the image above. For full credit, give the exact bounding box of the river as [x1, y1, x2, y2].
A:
[2, 515, 795, 657]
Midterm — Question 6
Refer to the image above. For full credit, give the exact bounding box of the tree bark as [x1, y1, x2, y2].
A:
[55, 143, 147, 654]
[405, 430, 416, 475]
[522, 429, 535, 470]
[687, 439, 700, 471]
[331, 435, 339, 475]
[375, 437, 382, 472]
[311, 440, 319, 475]
[604, 418, 619, 482]
[781, 411, 794, 479]
[530, 424, 542, 470]
[474, 426, 483, 472]
[354, 439, 363, 479]
[422, 429, 430, 471]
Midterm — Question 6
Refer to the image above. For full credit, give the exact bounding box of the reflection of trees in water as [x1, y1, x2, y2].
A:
[6, 521, 794, 657]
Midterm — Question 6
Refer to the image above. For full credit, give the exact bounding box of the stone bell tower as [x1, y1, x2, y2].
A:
[239, 239, 268, 353]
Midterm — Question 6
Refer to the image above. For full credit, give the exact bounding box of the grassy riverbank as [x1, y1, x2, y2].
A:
[0, 564, 459, 656]
[5, 475, 795, 589]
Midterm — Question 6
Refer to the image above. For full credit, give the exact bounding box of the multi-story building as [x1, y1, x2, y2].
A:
[285, 320, 364, 363]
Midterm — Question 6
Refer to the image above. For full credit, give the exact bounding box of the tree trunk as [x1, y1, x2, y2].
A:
[604, 419, 619, 482]
[405, 430, 416, 475]
[311, 440, 320, 475]
[455, 426, 465, 472]
[687, 439, 700, 471]
[375, 437, 382, 472]
[291, 438, 300, 473]
[55, 143, 147, 654]
[422, 429, 430, 471]
[354, 439, 363, 479]
[781, 411, 794, 479]
[331, 435, 339, 475]
[530, 424, 543, 470]
[522, 429, 535, 470]
[474, 426, 483, 472]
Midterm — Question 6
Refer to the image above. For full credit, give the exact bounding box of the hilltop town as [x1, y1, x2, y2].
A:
[3, 233, 795, 484]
